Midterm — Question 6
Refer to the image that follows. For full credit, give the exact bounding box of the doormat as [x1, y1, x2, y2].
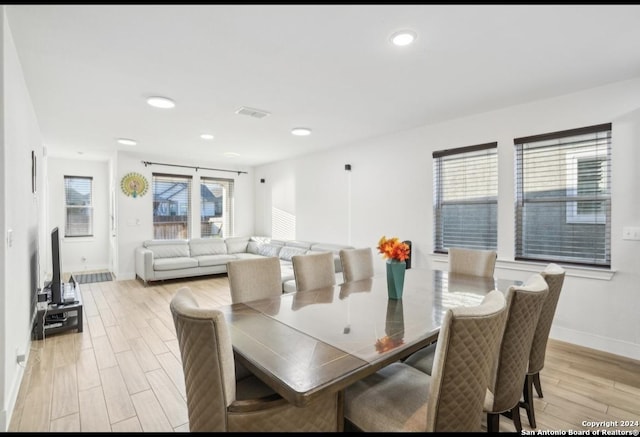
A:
[73, 272, 114, 284]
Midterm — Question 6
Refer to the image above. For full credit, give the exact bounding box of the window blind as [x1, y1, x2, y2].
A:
[200, 177, 234, 238]
[514, 123, 612, 267]
[152, 173, 192, 239]
[433, 142, 498, 252]
[64, 176, 93, 237]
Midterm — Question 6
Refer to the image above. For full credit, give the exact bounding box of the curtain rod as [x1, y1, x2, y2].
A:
[141, 160, 248, 175]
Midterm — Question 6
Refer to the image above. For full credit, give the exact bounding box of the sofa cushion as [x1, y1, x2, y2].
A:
[195, 254, 237, 267]
[257, 243, 282, 258]
[306, 249, 340, 258]
[284, 240, 313, 250]
[153, 257, 198, 271]
[251, 236, 272, 244]
[189, 238, 228, 256]
[144, 240, 190, 259]
[278, 246, 308, 262]
[247, 241, 260, 254]
[233, 253, 265, 260]
[248, 236, 270, 254]
[226, 236, 250, 254]
[248, 236, 285, 254]
[310, 243, 350, 253]
[280, 264, 295, 282]
[281, 262, 296, 293]
[282, 279, 297, 294]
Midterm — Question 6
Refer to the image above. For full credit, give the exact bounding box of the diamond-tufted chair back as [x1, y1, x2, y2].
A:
[426, 289, 508, 432]
[484, 273, 548, 432]
[170, 287, 236, 432]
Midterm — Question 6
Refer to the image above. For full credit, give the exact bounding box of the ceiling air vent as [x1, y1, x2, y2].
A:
[235, 106, 271, 119]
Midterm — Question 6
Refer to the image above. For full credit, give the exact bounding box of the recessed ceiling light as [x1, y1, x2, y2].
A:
[200, 134, 214, 140]
[223, 152, 240, 158]
[291, 127, 312, 136]
[117, 138, 137, 146]
[390, 30, 417, 47]
[146, 96, 175, 109]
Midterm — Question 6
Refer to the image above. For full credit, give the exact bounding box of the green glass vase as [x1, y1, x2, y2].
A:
[386, 259, 406, 300]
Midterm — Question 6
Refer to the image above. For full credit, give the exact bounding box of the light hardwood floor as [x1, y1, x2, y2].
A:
[9, 274, 640, 432]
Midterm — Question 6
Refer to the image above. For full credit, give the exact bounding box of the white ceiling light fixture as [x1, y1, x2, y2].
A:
[146, 96, 176, 109]
[200, 133, 214, 140]
[291, 127, 312, 136]
[117, 138, 137, 146]
[223, 152, 240, 158]
[390, 30, 417, 47]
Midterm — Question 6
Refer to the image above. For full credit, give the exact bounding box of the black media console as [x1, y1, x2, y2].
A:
[33, 280, 83, 340]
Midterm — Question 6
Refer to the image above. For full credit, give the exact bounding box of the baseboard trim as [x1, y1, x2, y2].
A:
[4, 341, 29, 431]
[551, 325, 640, 361]
[67, 263, 110, 274]
[118, 272, 136, 281]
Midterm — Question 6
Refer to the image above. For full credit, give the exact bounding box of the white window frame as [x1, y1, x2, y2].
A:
[152, 173, 193, 240]
[64, 176, 94, 238]
[514, 122, 611, 268]
[565, 149, 608, 224]
[433, 142, 498, 253]
[200, 177, 234, 238]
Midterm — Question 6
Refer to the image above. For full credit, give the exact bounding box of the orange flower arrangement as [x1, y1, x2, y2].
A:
[377, 236, 410, 262]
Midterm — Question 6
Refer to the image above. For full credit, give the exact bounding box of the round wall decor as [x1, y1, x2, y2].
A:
[121, 172, 148, 198]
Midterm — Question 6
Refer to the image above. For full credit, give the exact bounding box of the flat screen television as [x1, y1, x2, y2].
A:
[50, 227, 63, 304]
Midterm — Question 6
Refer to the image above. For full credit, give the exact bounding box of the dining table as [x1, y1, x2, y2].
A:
[218, 268, 520, 408]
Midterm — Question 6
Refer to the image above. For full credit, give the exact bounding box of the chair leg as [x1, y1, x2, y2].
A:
[522, 374, 537, 428]
[511, 405, 523, 433]
[344, 418, 363, 432]
[487, 413, 500, 433]
[533, 372, 543, 398]
[500, 406, 523, 433]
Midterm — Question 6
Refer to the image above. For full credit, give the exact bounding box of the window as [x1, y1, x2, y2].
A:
[200, 177, 234, 238]
[566, 151, 607, 223]
[152, 173, 192, 239]
[514, 123, 611, 267]
[64, 176, 93, 237]
[433, 142, 498, 253]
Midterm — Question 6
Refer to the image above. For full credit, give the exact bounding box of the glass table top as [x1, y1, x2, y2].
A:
[243, 269, 513, 363]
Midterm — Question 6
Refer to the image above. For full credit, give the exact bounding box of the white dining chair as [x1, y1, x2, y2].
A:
[344, 289, 508, 432]
[291, 251, 336, 292]
[521, 263, 566, 428]
[448, 247, 497, 277]
[339, 248, 375, 283]
[170, 286, 340, 431]
[227, 257, 282, 304]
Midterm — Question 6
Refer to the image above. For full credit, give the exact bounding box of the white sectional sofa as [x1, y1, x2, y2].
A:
[134, 236, 354, 292]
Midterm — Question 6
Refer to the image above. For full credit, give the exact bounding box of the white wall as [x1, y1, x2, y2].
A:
[1, 8, 44, 430]
[255, 77, 640, 360]
[115, 151, 255, 280]
[46, 157, 110, 275]
[255, 161, 296, 239]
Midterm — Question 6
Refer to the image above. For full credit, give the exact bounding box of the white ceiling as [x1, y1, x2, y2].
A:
[6, 4, 640, 167]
